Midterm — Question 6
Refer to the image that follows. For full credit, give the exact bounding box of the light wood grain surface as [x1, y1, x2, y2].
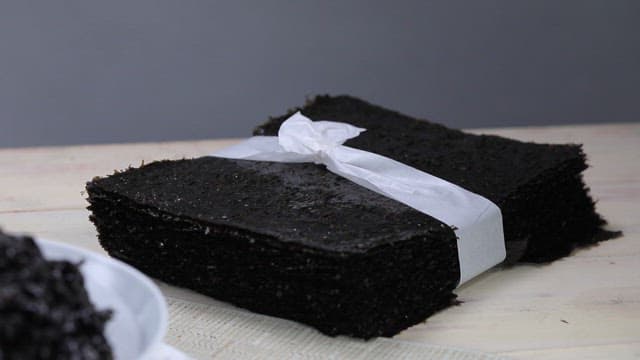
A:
[1, 123, 638, 359]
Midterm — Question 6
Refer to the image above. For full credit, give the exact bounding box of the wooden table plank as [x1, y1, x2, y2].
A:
[1, 123, 638, 359]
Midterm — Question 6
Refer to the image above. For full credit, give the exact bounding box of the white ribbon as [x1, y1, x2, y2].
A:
[213, 112, 505, 285]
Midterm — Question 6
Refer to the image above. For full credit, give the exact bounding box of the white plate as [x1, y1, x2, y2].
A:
[35, 238, 167, 360]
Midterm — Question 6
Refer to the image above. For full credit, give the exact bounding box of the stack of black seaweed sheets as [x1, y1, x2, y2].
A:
[86, 95, 618, 338]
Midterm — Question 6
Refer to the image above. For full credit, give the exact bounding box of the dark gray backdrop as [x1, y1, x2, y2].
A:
[1, 1, 638, 147]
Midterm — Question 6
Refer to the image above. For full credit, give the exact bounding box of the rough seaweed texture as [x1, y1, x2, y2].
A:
[86, 95, 617, 339]
[0, 231, 112, 360]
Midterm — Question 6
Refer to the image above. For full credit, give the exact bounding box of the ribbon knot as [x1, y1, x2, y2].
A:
[278, 113, 365, 164]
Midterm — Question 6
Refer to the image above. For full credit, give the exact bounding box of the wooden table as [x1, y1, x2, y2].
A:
[1, 123, 638, 359]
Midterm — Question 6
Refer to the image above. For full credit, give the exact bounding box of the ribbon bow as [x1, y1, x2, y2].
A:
[278, 113, 365, 164]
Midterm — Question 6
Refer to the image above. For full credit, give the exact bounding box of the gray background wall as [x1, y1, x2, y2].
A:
[1, 1, 638, 148]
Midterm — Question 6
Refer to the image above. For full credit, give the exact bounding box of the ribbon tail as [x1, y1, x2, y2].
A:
[212, 136, 313, 163]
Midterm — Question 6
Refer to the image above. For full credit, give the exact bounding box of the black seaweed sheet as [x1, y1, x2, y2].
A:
[86, 95, 617, 338]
